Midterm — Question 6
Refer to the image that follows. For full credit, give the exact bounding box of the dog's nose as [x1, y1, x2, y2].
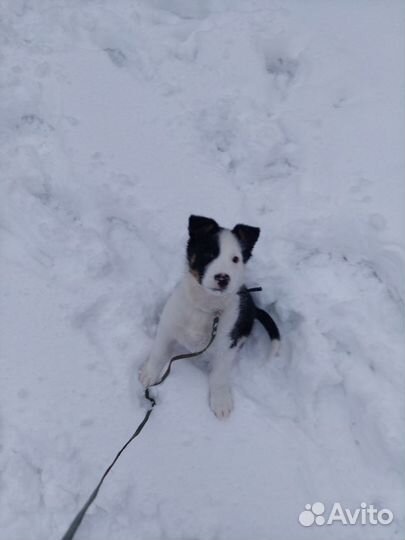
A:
[214, 273, 230, 289]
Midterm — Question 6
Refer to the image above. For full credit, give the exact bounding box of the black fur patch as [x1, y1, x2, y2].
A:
[187, 215, 221, 282]
[232, 224, 260, 262]
[188, 215, 219, 237]
[229, 287, 256, 348]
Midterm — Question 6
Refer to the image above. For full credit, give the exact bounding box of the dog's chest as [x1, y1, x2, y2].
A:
[177, 309, 214, 351]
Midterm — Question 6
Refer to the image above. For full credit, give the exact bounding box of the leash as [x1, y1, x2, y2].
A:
[60, 314, 220, 540]
[60, 287, 262, 540]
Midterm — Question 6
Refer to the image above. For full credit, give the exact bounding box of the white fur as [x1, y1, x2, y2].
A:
[139, 231, 246, 418]
[201, 230, 244, 295]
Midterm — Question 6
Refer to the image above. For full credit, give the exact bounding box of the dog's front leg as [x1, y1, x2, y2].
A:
[208, 347, 237, 419]
[139, 325, 174, 387]
[139, 290, 181, 387]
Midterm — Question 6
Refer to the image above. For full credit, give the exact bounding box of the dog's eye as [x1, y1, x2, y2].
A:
[232, 256, 240, 264]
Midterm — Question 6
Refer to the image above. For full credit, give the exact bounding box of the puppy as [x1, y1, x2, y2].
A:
[139, 215, 280, 418]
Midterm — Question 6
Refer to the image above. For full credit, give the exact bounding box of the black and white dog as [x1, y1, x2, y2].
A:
[139, 215, 280, 418]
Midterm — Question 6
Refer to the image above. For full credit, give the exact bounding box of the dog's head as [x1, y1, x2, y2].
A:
[186, 215, 260, 295]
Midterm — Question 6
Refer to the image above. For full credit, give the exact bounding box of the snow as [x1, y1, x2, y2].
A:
[0, 1, 404, 539]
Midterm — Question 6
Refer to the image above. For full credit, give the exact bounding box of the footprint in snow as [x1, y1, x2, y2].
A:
[104, 47, 127, 67]
[265, 55, 299, 96]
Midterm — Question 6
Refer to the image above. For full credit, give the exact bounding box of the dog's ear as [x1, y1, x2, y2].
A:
[188, 215, 219, 237]
[232, 224, 260, 261]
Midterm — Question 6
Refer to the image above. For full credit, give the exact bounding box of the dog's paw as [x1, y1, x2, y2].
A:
[139, 361, 162, 388]
[209, 386, 234, 419]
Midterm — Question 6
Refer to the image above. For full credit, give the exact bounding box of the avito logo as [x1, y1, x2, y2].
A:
[298, 502, 393, 527]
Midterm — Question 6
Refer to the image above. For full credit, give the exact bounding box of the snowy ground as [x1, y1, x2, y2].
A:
[1, 1, 404, 539]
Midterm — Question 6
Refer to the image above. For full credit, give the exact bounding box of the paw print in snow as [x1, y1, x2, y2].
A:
[265, 56, 299, 95]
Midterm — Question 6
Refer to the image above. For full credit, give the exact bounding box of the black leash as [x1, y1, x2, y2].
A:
[60, 314, 220, 540]
[60, 287, 262, 540]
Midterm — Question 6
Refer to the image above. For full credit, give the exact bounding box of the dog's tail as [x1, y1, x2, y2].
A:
[255, 307, 281, 356]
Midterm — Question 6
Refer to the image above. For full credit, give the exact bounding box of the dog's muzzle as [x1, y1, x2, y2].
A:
[214, 273, 230, 290]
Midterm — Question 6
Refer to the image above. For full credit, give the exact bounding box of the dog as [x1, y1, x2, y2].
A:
[139, 215, 280, 418]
